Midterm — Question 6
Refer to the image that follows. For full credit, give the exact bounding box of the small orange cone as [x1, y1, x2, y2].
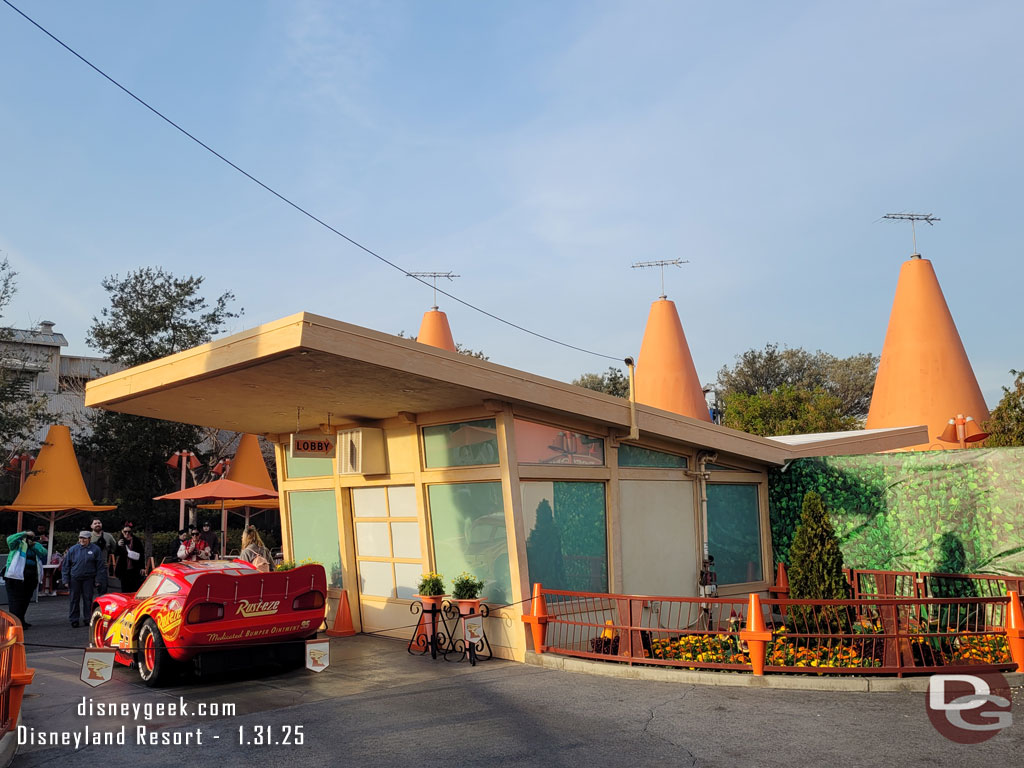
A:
[775, 562, 789, 592]
[520, 583, 550, 652]
[1005, 591, 1024, 671]
[326, 590, 356, 637]
[739, 594, 772, 675]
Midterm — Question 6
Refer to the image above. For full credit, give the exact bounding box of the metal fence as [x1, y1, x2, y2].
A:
[534, 586, 1020, 678]
[846, 569, 1024, 600]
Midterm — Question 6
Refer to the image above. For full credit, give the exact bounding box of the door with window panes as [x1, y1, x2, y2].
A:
[351, 485, 424, 637]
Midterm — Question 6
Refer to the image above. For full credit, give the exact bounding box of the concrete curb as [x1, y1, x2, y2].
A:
[525, 652, 1024, 693]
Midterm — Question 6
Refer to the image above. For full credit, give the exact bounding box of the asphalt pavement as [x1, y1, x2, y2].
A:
[10, 594, 1024, 767]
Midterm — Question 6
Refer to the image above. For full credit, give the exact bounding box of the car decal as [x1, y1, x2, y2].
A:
[156, 609, 183, 642]
[235, 599, 281, 618]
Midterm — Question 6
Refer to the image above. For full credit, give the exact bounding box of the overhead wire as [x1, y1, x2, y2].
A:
[2, 0, 622, 363]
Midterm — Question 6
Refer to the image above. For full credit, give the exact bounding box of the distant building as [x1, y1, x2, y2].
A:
[0, 321, 120, 440]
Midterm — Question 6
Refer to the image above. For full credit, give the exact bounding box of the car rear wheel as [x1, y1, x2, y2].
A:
[89, 608, 109, 649]
[137, 618, 174, 687]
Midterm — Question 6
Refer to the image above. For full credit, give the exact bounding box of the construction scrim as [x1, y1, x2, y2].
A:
[769, 447, 1024, 576]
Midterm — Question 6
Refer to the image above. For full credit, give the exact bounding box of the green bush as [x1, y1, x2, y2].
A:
[788, 491, 847, 600]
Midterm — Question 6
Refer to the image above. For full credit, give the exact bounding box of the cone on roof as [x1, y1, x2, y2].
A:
[226, 434, 275, 489]
[635, 298, 711, 421]
[416, 307, 456, 352]
[866, 255, 989, 451]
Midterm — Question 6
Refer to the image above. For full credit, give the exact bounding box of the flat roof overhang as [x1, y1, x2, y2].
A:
[85, 313, 927, 466]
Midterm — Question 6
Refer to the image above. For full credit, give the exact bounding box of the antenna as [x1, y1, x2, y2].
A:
[881, 213, 940, 258]
[408, 271, 460, 309]
[631, 259, 688, 299]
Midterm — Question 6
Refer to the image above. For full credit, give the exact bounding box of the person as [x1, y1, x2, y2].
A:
[199, 521, 220, 557]
[89, 518, 116, 595]
[62, 531, 102, 628]
[238, 527, 273, 572]
[177, 529, 211, 562]
[114, 524, 146, 592]
[34, 524, 49, 546]
[173, 529, 190, 561]
[4, 530, 47, 628]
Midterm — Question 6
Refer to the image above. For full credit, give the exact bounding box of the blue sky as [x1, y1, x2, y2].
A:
[1, 1, 1020, 407]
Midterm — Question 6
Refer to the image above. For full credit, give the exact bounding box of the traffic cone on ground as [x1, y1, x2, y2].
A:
[739, 594, 772, 675]
[1005, 591, 1024, 671]
[775, 562, 789, 592]
[520, 583, 550, 652]
[326, 590, 356, 637]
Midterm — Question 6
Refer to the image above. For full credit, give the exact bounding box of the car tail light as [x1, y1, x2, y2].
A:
[292, 591, 325, 611]
[187, 602, 224, 624]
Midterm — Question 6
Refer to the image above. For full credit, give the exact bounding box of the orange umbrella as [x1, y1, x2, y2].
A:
[155, 479, 278, 557]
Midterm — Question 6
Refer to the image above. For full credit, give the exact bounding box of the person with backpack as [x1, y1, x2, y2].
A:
[89, 518, 116, 595]
[238, 527, 273, 572]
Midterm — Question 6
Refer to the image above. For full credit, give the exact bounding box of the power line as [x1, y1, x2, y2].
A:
[2, 0, 622, 363]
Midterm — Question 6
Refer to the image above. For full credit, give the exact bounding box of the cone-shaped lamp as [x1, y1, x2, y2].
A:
[635, 298, 711, 421]
[866, 256, 989, 451]
[416, 307, 456, 352]
[198, 434, 277, 511]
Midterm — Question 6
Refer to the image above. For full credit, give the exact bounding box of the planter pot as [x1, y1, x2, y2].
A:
[455, 598, 485, 617]
[415, 594, 448, 612]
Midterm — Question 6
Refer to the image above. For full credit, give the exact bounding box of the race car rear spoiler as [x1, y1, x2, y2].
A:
[184, 563, 327, 617]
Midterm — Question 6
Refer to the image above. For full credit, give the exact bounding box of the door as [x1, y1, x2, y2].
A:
[351, 485, 424, 637]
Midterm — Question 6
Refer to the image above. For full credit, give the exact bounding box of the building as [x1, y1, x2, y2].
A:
[84, 312, 926, 660]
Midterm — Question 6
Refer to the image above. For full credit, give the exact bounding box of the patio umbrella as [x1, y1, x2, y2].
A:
[154, 478, 278, 557]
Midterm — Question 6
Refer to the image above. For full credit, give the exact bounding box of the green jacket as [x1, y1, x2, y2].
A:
[5, 532, 48, 576]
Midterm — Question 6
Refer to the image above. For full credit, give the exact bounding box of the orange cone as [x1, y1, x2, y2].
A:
[520, 583, 550, 652]
[776, 562, 789, 591]
[326, 590, 356, 637]
[1005, 591, 1024, 671]
[739, 594, 772, 675]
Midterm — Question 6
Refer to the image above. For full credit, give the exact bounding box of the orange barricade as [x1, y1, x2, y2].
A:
[0, 611, 35, 735]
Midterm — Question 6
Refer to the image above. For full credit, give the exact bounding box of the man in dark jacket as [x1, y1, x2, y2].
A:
[114, 524, 146, 593]
[62, 531, 102, 627]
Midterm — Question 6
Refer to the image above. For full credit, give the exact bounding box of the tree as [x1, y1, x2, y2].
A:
[525, 499, 565, 591]
[721, 385, 859, 436]
[84, 268, 242, 529]
[983, 369, 1024, 447]
[0, 258, 50, 454]
[573, 367, 629, 398]
[787, 491, 847, 601]
[716, 343, 877, 419]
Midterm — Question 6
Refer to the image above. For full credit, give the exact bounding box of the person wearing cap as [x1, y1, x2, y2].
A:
[177, 528, 211, 562]
[115, 524, 146, 593]
[62, 531, 103, 627]
[5, 530, 47, 628]
[199, 521, 220, 558]
[89, 518, 116, 595]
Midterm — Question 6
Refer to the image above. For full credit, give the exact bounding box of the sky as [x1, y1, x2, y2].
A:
[1, 1, 1021, 407]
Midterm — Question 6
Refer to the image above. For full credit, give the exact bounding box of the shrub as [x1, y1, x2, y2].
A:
[788, 491, 847, 600]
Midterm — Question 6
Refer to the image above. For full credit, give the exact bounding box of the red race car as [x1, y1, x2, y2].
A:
[90, 560, 327, 686]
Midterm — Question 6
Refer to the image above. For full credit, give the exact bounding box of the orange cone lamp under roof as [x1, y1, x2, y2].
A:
[416, 307, 457, 352]
[0, 425, 116, 513]
[865, 256, 989, 451]
[635, 298, 711, 422]
[198, 434, 278, 511]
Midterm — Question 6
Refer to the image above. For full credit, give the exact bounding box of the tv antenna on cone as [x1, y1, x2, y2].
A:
[882, 213, 940, 258]
[408, 271, 460, 309]
[631, 259, 688, 298]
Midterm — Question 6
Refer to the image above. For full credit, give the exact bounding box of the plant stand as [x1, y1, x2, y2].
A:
[444, 601, 493, 666]
[408, 597, 458, 659]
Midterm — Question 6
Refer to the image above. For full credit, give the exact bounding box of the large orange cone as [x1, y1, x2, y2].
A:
[739, 594, 772, 675]
[198, 434, 278, 512]
[866, 256, 989, 451]
[417, 308, 456, 352]
[326, 590, 357, 637]
[1005, 591, 1024, 671]
[635, 298, 711, 421]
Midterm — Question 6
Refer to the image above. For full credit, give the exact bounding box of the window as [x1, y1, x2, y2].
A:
[352, 486, 423, 600]
[285, 454, 333, 478]
[134, 574, 163, 599]
[155, 579, 181, 596]
[422, 419, 499, 468]
[515, 420, 604, 465]
[427, 482, 511, 604]
[706, 483, 763, 585]
[617, 444, 687, 469]
[522, 481, 607, 592]
[289, 490, 343, 588]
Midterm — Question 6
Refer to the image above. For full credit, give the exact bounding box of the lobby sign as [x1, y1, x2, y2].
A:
[290, 432, 336, 460]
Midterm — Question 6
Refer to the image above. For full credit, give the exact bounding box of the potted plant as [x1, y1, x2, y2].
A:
[416, 572, 447, 612]
[451, 572, 486, 616]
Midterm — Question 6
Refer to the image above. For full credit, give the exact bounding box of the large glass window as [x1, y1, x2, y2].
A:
[427, 482, 511, 604]
[422, 419, 499, 468]
[289, 490, 343, 588]
[515, 420, 604, 465]
[351, 486, 423, 600]
[522, 481, 607, 593]
[706, 483, 763, 585]
[617, 444, 687, 469]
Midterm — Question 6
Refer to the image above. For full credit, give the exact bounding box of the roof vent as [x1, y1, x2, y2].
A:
[38, 320, 56, 333]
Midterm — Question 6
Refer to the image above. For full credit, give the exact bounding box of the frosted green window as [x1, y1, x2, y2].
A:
[422, 419, 499, 468]
[617, 444, 688, 469]
[522, 481, 607, 593]
[706, 484, 763, 585]
[427, 482, 510, 604]
[288, 490, 342, 588]
[285, 454, 333, 478]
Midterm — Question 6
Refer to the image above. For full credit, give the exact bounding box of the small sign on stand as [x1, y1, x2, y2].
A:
[305, 639, 330, 672]
[81, 649, 116, 687]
